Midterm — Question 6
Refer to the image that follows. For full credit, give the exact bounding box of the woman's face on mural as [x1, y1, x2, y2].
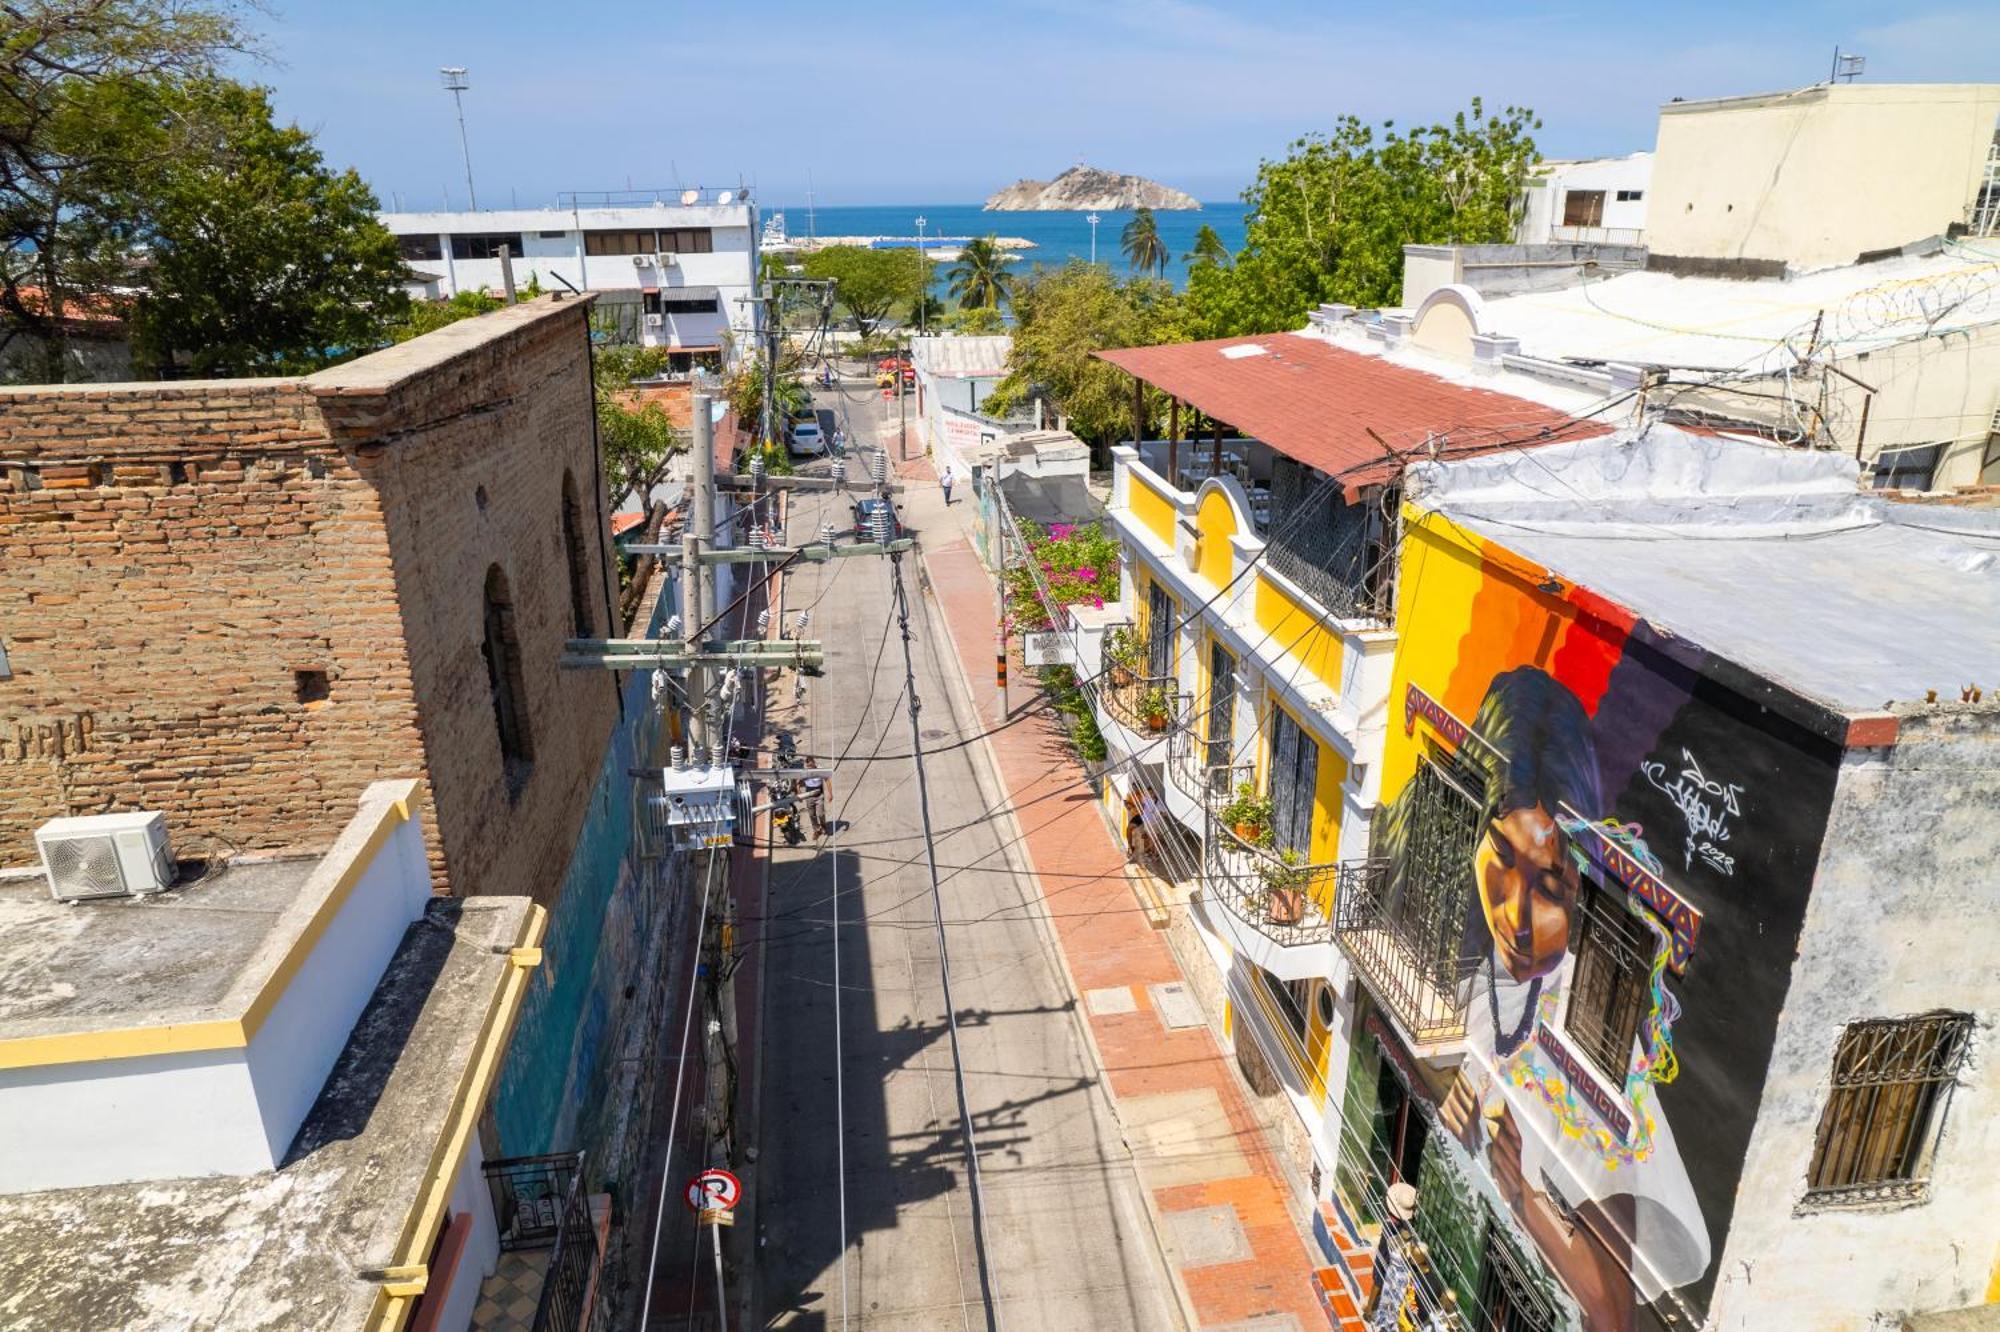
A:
[1476, 803, 1579, 983]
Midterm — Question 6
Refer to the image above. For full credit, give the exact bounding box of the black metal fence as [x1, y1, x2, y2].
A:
[483, 1152, 584, 1251]
[532, 1166, 601, 1332]
[1332, 857, 1476, 1044]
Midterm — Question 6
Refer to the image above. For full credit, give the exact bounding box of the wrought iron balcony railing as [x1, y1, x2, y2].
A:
[1104, 671, 1184, 737]
[1332, 858, 1474, 1044]
[1202, 824, 1339, 950]
[483, 1151, 602, 1332]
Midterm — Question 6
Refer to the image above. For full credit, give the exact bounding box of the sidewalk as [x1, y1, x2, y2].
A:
[893, 432, 1328, 1331]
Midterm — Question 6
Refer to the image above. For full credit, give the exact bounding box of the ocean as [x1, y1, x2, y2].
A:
[770, 201, 1248, 289]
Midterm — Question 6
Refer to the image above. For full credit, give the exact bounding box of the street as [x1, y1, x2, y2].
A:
[746, 379, 1183, 1331]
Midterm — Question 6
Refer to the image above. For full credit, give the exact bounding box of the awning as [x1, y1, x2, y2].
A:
[659, 284, 720, 302]
[1095, 333, 1602, 496]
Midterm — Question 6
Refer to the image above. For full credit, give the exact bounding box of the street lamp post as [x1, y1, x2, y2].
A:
[1086, 212, 1100, 266]
[439, 67, 477, 211]
[914, 214, 928, 335]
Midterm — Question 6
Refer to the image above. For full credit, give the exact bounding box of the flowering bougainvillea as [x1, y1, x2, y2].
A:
[1004, 520, 1122, 632]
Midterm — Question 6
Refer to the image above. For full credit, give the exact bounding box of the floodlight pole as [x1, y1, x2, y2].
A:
[441, 67, 477, 211]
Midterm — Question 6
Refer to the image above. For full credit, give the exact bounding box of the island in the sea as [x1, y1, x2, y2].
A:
[984, 165, 1200, 212]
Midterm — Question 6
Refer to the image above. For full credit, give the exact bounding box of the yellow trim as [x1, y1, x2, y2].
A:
[0, 782, 426, 1071]
[1128, 467, 1178, 547]
[365, 901, 547, 1332]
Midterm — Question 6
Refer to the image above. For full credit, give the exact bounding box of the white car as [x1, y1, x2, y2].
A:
[787, 420, 826, 456]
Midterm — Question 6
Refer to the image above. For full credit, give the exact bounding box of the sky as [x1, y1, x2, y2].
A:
[249, 1, 2000, 211]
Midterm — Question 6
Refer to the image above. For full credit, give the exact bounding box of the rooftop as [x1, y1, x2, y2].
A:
[1413, 428, 2000, 716]
[380, 199, 754, 232]
[1470, 245, 2000, 372]
[911, 334, 1012, 379]
[1097, 332, 1605, 496]
[0, 893, 538, 1329]
[0, 855, 317, 1043]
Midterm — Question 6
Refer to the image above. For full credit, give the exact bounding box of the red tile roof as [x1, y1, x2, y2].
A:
[1095, 333, 1605, 496]
[610, 511, 649, 538]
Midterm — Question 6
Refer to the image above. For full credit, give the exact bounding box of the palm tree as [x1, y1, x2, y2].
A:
[1183, 223, 1230, 270]
[1121, 207, 1170, 277]
[947, 235, 1014, 309]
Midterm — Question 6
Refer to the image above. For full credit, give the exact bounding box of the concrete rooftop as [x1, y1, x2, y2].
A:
[1413, 429, 2000, 716]
[0, 895, 535, 1331]
[0, 856, 316, 1040]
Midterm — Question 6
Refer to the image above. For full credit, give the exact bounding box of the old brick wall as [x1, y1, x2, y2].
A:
[0, 380, 429, 868]
[316, 297, 620, 905]
[0, 298, 619, 905]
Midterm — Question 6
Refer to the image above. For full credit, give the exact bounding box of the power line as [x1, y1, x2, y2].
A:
[890, 551, 1002, 1332]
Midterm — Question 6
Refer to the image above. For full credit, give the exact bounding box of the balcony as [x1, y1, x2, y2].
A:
[1332, 859, 1472, 1045]
[1196, 769, 1341, 981]
[1104, 669, 1184, 742]
[479, 1152, 604, 1332]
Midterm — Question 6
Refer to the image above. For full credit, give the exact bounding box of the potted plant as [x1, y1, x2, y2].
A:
[1139, 684, 1176, 732]
[1263, 847, 1308, 925]
[1219, 781, 1273, 845]
[1103, 627, 1139, 687]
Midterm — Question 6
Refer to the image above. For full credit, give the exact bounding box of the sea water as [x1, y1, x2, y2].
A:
[773, 201, 1249, 289]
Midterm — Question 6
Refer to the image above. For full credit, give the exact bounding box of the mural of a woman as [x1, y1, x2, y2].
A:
[1386, 668, 1709, 1329]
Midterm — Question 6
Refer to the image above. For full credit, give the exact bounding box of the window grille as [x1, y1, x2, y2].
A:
[1204, 641, 1235, 780]
[1564, 882, 1655, 1084]
[1805, 1012, 1972, 1204]
[1268, 705, 1318, 857]
[1390, 757, 1486, 986]
[1475, 1225, 1561, 1332]
[1145, 581, 1174, 678]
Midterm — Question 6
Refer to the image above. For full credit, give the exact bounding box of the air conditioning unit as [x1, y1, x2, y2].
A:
[632, 254, 652, 268]
[643, 312, 664, 329]
[36, 811, 174, 902]
[656, 252, 677, 268]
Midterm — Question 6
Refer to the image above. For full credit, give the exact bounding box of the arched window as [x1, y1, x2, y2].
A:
[561, 471, 595, 638]
[482, 564, 534, 796]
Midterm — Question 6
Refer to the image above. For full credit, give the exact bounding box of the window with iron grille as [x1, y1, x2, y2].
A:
[1564, 881, 1655, 1084]
[1386, 756, 1486, 982]
[1145, 581, 1174, 678]
[1804, 1012, 1972, 1204]
[1268, 704, 1318, 857]
[1475, 1224, 1560, 1332]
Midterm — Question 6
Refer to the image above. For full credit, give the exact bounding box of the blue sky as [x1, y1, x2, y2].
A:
[251, 1, 2000, 210]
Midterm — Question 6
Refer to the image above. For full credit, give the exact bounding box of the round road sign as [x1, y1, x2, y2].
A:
[684, 1168, 742, 1212]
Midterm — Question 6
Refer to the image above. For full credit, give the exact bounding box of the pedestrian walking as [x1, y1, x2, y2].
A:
[833, 426, 847, 456]
[941, 466, 955, 506]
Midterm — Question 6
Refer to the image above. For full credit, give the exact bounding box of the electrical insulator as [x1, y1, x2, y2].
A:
[870, 449, 888, 483]
[665, 613, 682, 639]
[793, 610, 809, 634]
[756, 609, 771, 635]
[871, 505, 891, 545]
[669, 743, 685, 771]
[748, 523, 764, 549]
[748, 450, 766, 479]
[821, 520, 836, 546]
[830, 459, 845, 488]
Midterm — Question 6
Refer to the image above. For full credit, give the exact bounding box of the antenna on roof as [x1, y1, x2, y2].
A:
[1830, 46, 1865, 83]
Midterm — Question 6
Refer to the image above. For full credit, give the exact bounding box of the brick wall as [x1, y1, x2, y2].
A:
[0, 297, 619, 904]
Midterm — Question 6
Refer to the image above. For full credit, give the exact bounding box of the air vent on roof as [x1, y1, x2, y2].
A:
[1221, 344, 1269, 359]
[36, 811, 174, 902]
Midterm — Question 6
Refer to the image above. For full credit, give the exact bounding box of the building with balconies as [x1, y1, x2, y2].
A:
[1065, 330, 1606, 1235]
[1324, 428, 2000, 1332]
[381, 189, 762, 366]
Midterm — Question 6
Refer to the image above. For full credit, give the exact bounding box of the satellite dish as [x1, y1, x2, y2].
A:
[718, 190, 734, 205]
[680, 188, 699, 205]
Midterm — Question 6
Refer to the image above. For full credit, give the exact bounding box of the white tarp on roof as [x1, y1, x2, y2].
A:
[910, 334, 1012, 378]
[1479, 244, 2000, 374]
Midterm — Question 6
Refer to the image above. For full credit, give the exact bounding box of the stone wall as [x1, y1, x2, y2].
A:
[0, 297, 619, 903]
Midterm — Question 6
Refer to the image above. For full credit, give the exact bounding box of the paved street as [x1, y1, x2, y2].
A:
[747, 379, 1183, 1331]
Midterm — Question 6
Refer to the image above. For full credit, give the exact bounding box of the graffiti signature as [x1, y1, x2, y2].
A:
[1641, 749, 1742, 874]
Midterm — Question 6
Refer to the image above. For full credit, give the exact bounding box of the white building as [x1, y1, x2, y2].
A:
[1515, 153, 1653, 245]
[382, 191, 763, 365]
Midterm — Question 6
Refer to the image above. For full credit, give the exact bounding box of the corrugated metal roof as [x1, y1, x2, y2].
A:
[911, 335, 1012, 378]
[1096, 333, 1603, 496]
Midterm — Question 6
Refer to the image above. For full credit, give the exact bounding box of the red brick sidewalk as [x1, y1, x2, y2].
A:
[902, 447, 1327, 1330]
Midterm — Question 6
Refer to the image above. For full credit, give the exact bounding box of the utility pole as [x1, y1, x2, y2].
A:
[439, 67, 477, 211]
[995, 504, 1009, 722]
[683, 393, 715, 755]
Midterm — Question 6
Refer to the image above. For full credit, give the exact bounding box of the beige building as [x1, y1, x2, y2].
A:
[1647, 82, 2000, 273]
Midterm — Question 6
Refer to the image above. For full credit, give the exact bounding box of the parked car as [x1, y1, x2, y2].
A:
[787, 420, 826, 456]
[852, 496, 903, 540]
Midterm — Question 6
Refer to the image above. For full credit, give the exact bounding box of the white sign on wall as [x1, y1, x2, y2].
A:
[1023, 632, 1074, 666]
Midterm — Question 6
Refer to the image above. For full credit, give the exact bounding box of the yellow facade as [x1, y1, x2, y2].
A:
[1254, 571, 1343, 695]
[1128, 467, 1178, 548]
[1194, 488, 1234, 589]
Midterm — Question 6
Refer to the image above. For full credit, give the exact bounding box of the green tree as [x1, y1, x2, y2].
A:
[723, 353, 808, 440]
[120, 79, 410, 374]
[593, 344, 683, 503]
[1190, 100, 1539, 336]
[985, 260, 1189, 450]
[0, 0, 247, 380]
[907, 291, 945, 329]
[941, 305, 1006, 335]
[1183, 223, 1230, 271]
[946, 235, 1014, 309]
[390, 288, 505, 341]
[1120, 206, 1169, 277]
[798, 244, 920, 336]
